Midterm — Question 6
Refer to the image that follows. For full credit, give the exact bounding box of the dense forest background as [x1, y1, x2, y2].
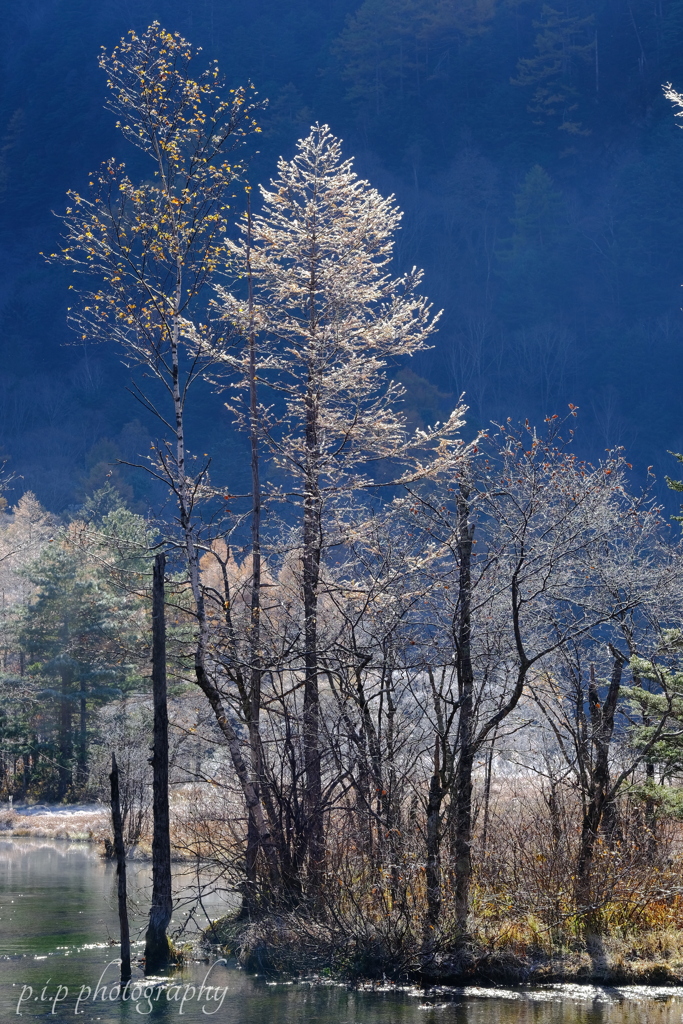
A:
[2, 0, 683, 511]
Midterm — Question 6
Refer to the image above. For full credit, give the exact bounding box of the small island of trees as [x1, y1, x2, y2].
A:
[3, 23, 683, 985]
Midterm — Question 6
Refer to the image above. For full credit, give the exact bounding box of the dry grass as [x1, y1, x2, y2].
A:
[0, 791, 221, 860]
[0, 806, 110, 842]
[195, 777, 683, 982]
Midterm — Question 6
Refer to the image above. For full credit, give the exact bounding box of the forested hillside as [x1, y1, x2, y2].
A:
[2, 0, 683, 510]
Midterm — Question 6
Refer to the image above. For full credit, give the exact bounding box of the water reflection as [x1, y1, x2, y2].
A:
[1, 838, 683, 1023]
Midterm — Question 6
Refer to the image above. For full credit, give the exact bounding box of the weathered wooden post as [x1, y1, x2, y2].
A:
[109, 752, 131, 983]
[144, 552, 173, 973]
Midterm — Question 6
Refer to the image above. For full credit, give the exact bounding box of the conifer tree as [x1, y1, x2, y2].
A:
[513, 2, 596, 135]
[17, 504, 149, 798]
[214, 124, 472, 884]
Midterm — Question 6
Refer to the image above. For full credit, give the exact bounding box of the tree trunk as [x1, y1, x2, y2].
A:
[303, 520, 323, 885]
[110, 753, 131, 984]
[632, 665, 657, 860]
[546, 781, 562, 848]
[145, 553, 173, 974]
[244, 210, 266, 912]
[193, 662, 281, 886]
[166, 306, 281, 894]
[19, 753, 29, 799]
[644, 759, 658, 860]
[575, 655, 624, 921]
[481, 728, 497, 858]
[78, 684, 87, 791]
[58, 669, 73, 800]
[302, 395, 324, 888]
[452, 744, 474, 936]
[425, 737, 442, 931]
[452, 485, 475, 937]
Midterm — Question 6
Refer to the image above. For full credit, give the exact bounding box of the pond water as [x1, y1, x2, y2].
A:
[2, 837, 683, 1024]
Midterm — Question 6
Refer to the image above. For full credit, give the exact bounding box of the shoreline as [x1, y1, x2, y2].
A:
[6, 809, 683, 991]
[205, 913, 683, 988]
[0, 806, 208, 863]
[0, 803, 110, 843]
